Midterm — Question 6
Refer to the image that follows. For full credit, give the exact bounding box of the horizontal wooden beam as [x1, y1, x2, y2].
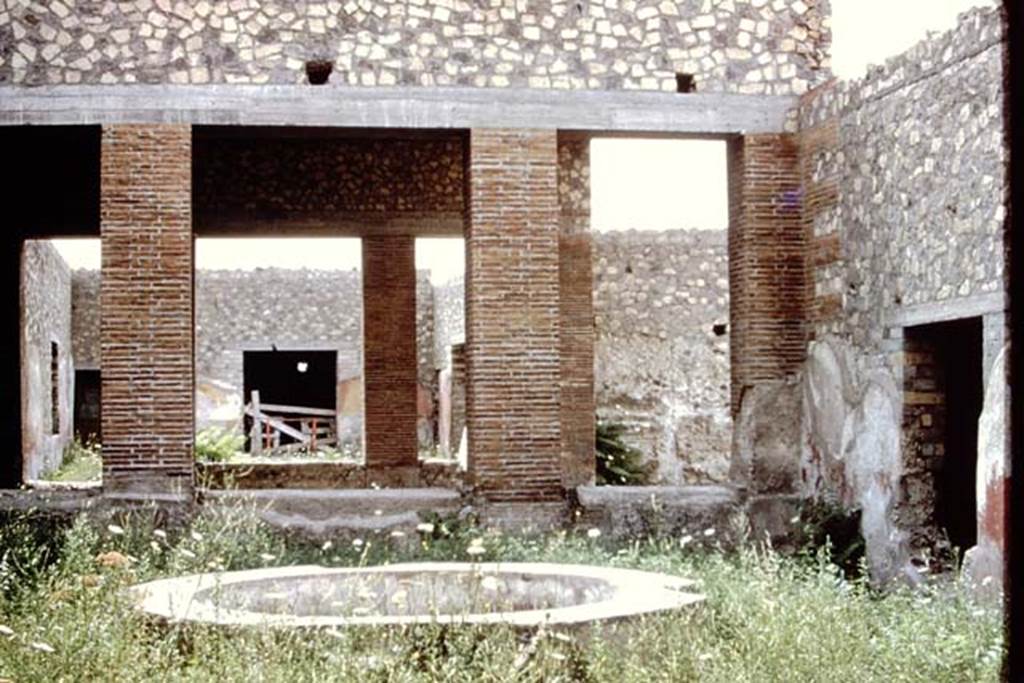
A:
[0, 85, 796, 135]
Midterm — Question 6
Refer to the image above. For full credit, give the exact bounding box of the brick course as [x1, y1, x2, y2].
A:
[466, 129, 563, 502]
[557, 136, 595, 488]
[727, 134, 806, 414]
[362, 235, 419, 467]
[100, 124, 194, 494]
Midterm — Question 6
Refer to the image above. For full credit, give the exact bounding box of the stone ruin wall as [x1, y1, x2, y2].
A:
[21, 240, 74, 480]
[1, 0, 829, 94]
[593, 229, 731, 484]
[791, 5, 1006, 581]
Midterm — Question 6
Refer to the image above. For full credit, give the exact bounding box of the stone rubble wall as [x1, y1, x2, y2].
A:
[194, 135, 464, 231]
[593, 228, 731, 484]
[20, 241, 74, 480]
[1, 0, 830, 94]
[799, 5, 1004, 351]
[793, 5, 1007, 581]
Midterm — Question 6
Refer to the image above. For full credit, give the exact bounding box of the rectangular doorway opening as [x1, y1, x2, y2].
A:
[904, 316, 984, 552]
[242, 350, 338, 453]
[73, 369, 101, 444]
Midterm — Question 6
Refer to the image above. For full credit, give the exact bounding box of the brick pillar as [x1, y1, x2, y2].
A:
[727, 134, 806, 415]
[101, 124, 194, 495]
[362, 235, 418, 472]
[558, 135, 595, 488]
[466, 129, 562, 502]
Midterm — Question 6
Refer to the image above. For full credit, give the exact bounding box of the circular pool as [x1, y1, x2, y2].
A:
[130, 562, 703, 628]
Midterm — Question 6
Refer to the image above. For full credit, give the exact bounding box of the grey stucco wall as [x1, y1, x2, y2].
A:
[21, 240, 73, 480]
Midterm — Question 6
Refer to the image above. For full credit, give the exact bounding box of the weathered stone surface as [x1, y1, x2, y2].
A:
[963, 344, 1008, 598]
[594, 229, 731, 485]
[574, 484, 742, 544]
[799, 338, 916, 586]
[20, 241, 73, 480]
[732, 379, 802, 496]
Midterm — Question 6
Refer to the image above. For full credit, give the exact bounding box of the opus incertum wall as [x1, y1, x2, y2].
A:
[0, 0, 829, 94]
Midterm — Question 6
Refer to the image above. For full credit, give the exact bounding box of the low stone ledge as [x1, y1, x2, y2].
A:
[573, 485, 743, 543]
[196, 460, 464, 490]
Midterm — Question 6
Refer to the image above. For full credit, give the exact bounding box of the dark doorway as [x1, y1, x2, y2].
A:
[73, 369, 101, 443]
[242, 350, 337, 446]
[906, 317, 984, 551]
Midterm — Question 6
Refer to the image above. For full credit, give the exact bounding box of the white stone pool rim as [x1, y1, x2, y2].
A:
[129, 562, 704, 628]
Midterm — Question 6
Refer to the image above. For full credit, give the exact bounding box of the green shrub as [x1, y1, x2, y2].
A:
[194, 428, 244, 462]
[595, 421, 654, 485]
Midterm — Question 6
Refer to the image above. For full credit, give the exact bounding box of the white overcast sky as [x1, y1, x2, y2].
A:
[52, 0, 990, 282]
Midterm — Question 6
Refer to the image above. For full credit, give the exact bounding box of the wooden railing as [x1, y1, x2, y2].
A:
[244, 390, 338, 456]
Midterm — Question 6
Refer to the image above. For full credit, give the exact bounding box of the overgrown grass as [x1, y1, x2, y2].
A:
[44, 439, 102, 483]
[0, 505, 1004, 682]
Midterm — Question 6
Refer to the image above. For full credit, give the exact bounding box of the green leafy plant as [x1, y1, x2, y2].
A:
[795, 498, 866, 578]
[595, 421, 654, 485]
[194, 427, 244, 462]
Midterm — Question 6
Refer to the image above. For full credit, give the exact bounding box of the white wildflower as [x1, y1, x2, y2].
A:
[467, 544, 486, 556]
[179, 548, 196, 560]
[0, 625, 14, 637]
[107, 524, 124, 536]
[259, 553, 276, 563]
[680, 534, 693, 547]
[416, 522, 435, 534]
[390, 530, 406, 538]
[190, 531, 204, 542]
[587, 528, 602, 539]
[703, 528, 716, 537]
[373, 509, 383, 516]
[352, 538, 364, 548]
[152, 529, 167, 539]
[321, 540, 333, 551]
[30, 641, 55, 654]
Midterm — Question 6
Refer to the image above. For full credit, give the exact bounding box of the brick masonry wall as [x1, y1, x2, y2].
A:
[727, 133, 805, 415]
[20, 240, 73, 480]
[467, 128, 562, 502]
[194, 134, 464, 235]
[558, 135, 595, 488]
[362, 235, 418, 468]
[100, 123, 194, 494]
[0, 1, 831, 93]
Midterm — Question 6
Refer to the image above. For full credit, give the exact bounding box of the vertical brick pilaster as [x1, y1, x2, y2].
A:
[362, 235, 418, 468]
[466, 129, 562, 502]
[101, 124, 194, 495]
[558, 136, 595, 488]
[727, 134, 806, 415]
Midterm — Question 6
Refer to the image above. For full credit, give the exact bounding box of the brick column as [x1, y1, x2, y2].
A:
[466, 129, 562, 502]
[101, 124, 194, 495]
[727, 134, 806, 415]
[362, 235, 418, 472]
[558, 136, 595, 488]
